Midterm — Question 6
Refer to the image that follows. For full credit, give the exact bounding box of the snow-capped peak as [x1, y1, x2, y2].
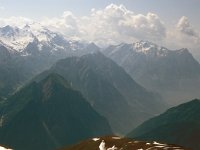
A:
[0, 25, 16, 37]
[0, 25, 35, 52]
[0, 23, 68, 53]
[133, 40, 160, 52]
[25, 23, 58, 42]
[132, 40, 170, 57]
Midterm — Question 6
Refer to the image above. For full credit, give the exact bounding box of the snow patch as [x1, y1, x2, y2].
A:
[153, 141, 166, 146]
[99, 140, 106, 150]
[0, 24, 67, 54]
[0, 146, 13, 150]
[92, 138, 100, 141]
[134, 41, 158, 52]
[107, 146, 117, 150]
[99, 140, 117, 150]
[154, 145, 165, 148]
[133, 41, 169, 57]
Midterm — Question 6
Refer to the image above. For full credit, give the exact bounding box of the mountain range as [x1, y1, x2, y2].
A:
[0, 25, 99, 97]
[33, 52, 166, 135]
[104, 41, 200, 105]
[128, 99, 200, 150]
[1, 24, 200, 106]
[0, 23, 199, 150]
[0, 74, 112, 150]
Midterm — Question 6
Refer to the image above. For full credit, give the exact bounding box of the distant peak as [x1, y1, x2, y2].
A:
[139, 40, 157, 45]
[85, 42, 100, 52]
[23, 24, 31, 30]
[177, 48, 189, 53]
[87, 42, 98, 48]
[82, 51, 104, 59]
[133, 41, 159, 52]
[0, 25, 15, 33]
[2, 25, 13, 30]
[132, 41, 167, 55]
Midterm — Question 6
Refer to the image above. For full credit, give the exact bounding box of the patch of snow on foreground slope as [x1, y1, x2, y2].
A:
[99, 140, 117, 150]
[92, 138, 100, 141]
[0, 146, 13, 150]
[153, 141, 166, 146]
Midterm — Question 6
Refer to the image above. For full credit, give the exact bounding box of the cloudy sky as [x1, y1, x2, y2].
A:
[0, 0, 200, 59]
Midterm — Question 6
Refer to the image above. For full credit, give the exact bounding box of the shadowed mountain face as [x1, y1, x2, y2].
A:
[104, 41, 200, 105]
[59, 136, 189, 150]
[0, 74, 112, 150]
[34, 52, 166, 135]
[127, 99, 200, 150]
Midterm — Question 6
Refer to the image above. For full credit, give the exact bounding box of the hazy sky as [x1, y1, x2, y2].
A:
[1, 0, 199, 25]
[0, 0, 200, 59]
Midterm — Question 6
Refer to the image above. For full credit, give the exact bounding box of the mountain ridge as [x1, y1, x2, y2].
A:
[104, 41, 200, 105]
[33, 52, 166, 135]
[0, 73, 112, 150]
[127, 99, 200, 150]
[0, 24, 100, 97]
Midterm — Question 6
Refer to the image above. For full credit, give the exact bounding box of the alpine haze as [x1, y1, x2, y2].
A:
[0, 1, 199, 150]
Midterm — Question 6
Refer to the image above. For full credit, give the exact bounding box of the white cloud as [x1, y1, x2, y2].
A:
[0, 16, 33, 28]
[172, 16, 200, 47]
[0, 4, 166, 46]
[163, 16, 200, 60]
[77, 4, 166, 46]
[0, 4, 199, 60]
[177, 16, 199, 38]
[40, 11, 81, 40]
[30, 4, 164, 46]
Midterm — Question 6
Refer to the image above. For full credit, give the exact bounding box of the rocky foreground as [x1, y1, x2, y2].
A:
[59, 136, 189, 150]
